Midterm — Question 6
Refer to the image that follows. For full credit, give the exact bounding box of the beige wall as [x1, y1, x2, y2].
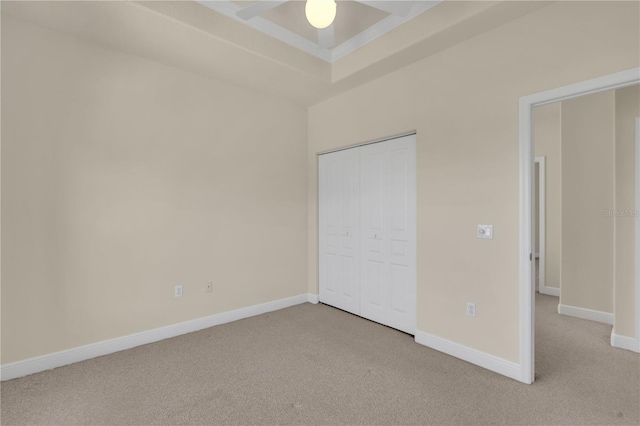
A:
[1, 16, 308, 364]
[534, 103, 562, 289]
[560, 92, 615, 314]
[614, 85, 639, 338]
[308, 1, 639, 362]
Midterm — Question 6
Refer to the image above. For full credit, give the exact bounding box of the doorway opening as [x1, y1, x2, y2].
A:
[534, 156, 557, 297]
[519, 68, 640, 384]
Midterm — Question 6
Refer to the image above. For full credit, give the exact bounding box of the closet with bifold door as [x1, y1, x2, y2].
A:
[319, 134, 417, 335]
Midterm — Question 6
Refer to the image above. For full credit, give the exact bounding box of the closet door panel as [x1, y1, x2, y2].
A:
[390, 147, 409, 233]
[385, 137, 416, 333]
[360, 142, 389, 324]
[319, 148, 360, 315]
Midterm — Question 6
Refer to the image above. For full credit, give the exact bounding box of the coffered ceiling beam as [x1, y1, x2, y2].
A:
[237, 1, 288, 20]
[355, 1, 414, 17]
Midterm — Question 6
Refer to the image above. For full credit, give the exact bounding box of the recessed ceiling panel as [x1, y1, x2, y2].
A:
[332, 1, 389, 46]
[262, 1, 388, 46]
[196, 0, 443, 62]
[262, 1, 317, 43]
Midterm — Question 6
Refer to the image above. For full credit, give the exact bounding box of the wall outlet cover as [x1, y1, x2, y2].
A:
[477, 225, 493, 239]
[466, 302, 476, 317]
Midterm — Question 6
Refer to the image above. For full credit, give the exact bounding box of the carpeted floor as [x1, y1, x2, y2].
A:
[1, 293, 639, 425]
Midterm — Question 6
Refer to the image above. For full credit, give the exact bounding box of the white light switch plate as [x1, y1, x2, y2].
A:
[477, 225, 493, 239]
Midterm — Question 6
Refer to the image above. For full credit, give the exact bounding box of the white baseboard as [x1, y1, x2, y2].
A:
[539, 285, 560, 297]
[1, 293, 317, 381]
[610, 331, 640, 353]
[414, 330, 522, 383]
[307, 293, 319, 304]
[557, 304, 614, 325]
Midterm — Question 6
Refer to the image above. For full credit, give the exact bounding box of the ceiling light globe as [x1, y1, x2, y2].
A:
[305, 0, 337, 29]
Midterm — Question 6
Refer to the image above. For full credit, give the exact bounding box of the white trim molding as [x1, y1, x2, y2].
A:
[519, 67, 640, 385]
[415, 330, 521, 382]
[540, 286, 560, 297]
[611, 331, 640, 353]
[1, 293, 318, 381]
[558, 304, 614, 325]
[635, 117, 640, 355]
[307, 293, 319, 304]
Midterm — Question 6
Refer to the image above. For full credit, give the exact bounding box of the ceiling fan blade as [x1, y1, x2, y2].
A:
[317, 26, 335, 49]
[355, 1, 414, 17]
[236, 1, 288, 20]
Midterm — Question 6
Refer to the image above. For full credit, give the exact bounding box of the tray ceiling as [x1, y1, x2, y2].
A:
[196, 1, 442, 62]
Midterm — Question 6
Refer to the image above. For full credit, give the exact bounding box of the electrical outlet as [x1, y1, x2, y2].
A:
[206, 282, 213, 293]
[477, 225, 493, 239]
[175, 285, 183, 298]
[466, 302, 476, 318]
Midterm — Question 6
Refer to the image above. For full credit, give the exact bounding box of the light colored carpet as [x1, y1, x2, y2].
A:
[1, 294, 639, 425]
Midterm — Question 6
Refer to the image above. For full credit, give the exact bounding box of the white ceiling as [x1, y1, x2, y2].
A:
[196, 1, 442, 62]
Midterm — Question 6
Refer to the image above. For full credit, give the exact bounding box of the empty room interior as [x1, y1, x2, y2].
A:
[1, 1, 639, 425]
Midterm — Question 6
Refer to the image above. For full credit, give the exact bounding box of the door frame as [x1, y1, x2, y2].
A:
[518, 67, 640, 384]
[635, 117, 640, 352]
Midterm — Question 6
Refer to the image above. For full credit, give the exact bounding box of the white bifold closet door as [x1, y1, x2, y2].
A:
[319, 134, 416, 335]
[318, 146, 361, 314]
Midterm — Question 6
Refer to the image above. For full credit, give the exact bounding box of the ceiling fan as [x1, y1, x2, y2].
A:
[235, 0, 415, 49]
